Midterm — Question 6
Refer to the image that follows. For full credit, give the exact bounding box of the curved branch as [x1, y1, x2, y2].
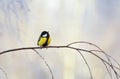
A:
[0, 66, 8, 79]
[0, 41, 120, 79]
[67, 41, 113, 74]
[77, 50, 93, 79]
[32, 49, 54, 79]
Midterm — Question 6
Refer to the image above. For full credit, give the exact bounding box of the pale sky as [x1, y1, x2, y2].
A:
[0, 0, 120, 79]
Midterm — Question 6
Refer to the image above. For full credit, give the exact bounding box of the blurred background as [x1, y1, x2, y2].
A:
[0, 0, 120, 79]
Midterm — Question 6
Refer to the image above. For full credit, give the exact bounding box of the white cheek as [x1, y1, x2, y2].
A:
[43, 34, 47, 37]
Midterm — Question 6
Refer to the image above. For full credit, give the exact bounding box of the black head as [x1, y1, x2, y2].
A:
[41, 31, 49, 37]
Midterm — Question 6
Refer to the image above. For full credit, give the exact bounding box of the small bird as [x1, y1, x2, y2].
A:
[37, 31, 51, 47]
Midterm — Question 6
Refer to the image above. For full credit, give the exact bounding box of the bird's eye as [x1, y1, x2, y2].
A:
[42, 34, 47, 37]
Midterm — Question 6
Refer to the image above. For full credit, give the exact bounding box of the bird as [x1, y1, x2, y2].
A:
[37, 31, 51, 47]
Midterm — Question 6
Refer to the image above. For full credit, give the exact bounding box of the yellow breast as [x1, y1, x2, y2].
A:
[38, 37, 51, 46]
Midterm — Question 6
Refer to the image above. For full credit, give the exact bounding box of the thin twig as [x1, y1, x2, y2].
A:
[0, 66, 8, 79]
[67, 41, 113, 76]
[77, 50, 93, 79]
[90, 50, 120, 71]
[88, 51, 120, 79]
[67, 46, 120, 79]
[0, 45, 120, 70]
[0, 41, 120, 79]
[32, 49, 54, 79]
[102, 60, 112, 79]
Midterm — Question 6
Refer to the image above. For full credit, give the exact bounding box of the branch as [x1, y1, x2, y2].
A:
[0, 66, 8, 79]
[0, 41, 120, 79]
[77, 50, 93, 79]
[32, 49, 54, 79]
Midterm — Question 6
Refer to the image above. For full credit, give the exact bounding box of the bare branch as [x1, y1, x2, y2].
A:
[77, 50, 93, 79]
[32, 49, 54, 79]
[0, 41, 120, 79]
[0, 66, 8, 79]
